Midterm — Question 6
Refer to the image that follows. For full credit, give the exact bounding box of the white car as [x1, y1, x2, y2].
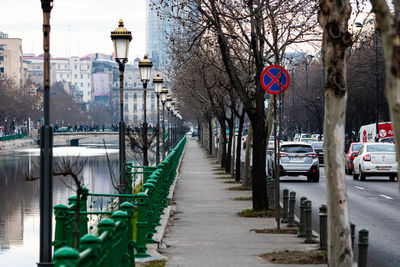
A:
[353, 143, 398, 181]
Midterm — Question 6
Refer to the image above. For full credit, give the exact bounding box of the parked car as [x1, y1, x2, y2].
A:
[345, 142, 363, 175]
[278, 141, 320, 182]
[311, 142, 324, 164]
[300, 137, 318, 144]
[353, 143, 398, 181]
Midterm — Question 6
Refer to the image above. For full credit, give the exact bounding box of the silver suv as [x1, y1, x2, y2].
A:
[279, 142, 320, 182]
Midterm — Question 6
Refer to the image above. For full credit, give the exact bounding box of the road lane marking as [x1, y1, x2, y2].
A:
[354, 186, 365, 190]
[380, 194, 393, 200]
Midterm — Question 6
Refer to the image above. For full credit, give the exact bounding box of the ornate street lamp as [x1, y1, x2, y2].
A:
[160, 85, 169, 159]
[138, 54, 153, 166]
[111, 19, 132, 191]
[153, 73, 163, 164]
[39, 1, 54, 265]
[166, 94, 172, 152]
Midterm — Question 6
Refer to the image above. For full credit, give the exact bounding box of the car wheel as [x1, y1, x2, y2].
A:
[389, 174, 396, 181]
[313, 174, 320, 183]
[360, 168, 366, 181]
[353, 170, 359, 180]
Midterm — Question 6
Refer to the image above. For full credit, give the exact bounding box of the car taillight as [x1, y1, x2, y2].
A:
[307, 153, 318, 159]
[279, 152, 288, 157]
[363, 155, 371, 161]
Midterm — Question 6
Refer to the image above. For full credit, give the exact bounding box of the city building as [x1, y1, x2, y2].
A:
[0, 31, 24, 87]
[146, 0, 173, 69]
[23, 55, 93, 103]
[110, 64, 157, 126]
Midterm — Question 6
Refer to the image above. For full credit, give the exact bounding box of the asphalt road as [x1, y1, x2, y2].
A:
[279, 166, 400, 267]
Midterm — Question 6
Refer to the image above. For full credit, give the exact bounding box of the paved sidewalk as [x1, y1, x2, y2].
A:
[161, 139, 326, 267]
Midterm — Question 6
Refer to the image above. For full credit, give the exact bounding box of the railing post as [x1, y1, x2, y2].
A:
[112, 211, 130, 266]
[304, 200, 313, 243]
[98, 219, 116, 266]
[358, 229, 369, 267]
[135, 192, 149, 258]
[53, 204, 69, 251]
[298, 197, 307, 237]
[281, 189, 289, 223]
[319, 204, 327, 250]
[143, 182, 156, 244]
[53, 246, 80, 267]
[79, 234, 101, 264]
[120, 202, 136, 267]
[287, 191, 296, 227]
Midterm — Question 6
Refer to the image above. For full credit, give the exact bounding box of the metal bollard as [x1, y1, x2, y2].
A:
[304, 200, 313, 243]
[319, 205, 327, 250]
[287, 191, 296, 227]
[269, 178, 275, 207]
[297, 197, 307, 237]
[281, 189, 289, 223]
[358, 229, 369, 267]
[350, 222, 355, 251]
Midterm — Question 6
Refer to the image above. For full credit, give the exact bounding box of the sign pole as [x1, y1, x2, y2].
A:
[273, 94, 281, 230]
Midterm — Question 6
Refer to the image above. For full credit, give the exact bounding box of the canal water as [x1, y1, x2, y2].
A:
[0, 143, 125, 266]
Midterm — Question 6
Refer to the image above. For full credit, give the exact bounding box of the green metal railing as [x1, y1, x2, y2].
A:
[0, 133, 27, 141]
[53, 136, 186, 266]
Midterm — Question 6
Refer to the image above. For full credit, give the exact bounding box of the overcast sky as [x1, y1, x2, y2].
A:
[0, 0, 147, 61]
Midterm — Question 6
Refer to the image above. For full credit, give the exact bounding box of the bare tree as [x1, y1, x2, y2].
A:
[318, 0, 353, 265]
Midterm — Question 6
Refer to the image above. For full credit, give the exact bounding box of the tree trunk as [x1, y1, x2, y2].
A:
[251, 118, 268, 210]
[243, 123, 253, 186]
[236, 114, 244, 182]
[208, 119, 213, 155]
[231, 115, 236, 178]
[369, 0, 400, 191]
[220, 120, 227, 169]
[319, 0, 353, 265]
[226, 118, 234, 173]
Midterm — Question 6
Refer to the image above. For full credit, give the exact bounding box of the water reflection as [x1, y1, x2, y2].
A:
[0, 145, 121, 266]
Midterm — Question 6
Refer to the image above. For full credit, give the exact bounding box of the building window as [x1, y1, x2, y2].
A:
[134, 82, 137, 87]
[125, 104, 128, 111]
[60, 74, 63, 78]
[0, 45, 4, 51]
[151, 103, 155, 111]
[0, 67, 4, 73]
[151, 93, 155, 100]
[80, 74, 83, 79]
[88, 74, 90, 78]
[0, 56, 4, 63]
[88, 91, 90, 96]
[133, 104, 137, 111]
[134, 93, 137, 100]
[88, 83, 90, 87]
[134, 115, 137, 122]
[125, 116, 129, 121]
[67, 74, 70, 78]
[81, 82, 83, 87]
[74, 65, 77, 70]
[74, 74, 77, 79]
[125, 92, 128, 99]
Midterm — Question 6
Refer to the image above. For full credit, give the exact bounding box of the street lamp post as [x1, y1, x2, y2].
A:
[139, 54, 153, 166]
[160, 86, 169, 159]
[39, 1, 54, 266]
[111, 19, 132, 191]
[165, 94, 172, 152]
[153, 73, 164, 165]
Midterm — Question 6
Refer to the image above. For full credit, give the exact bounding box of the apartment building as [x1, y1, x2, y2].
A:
[0, 31, 24, 86]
